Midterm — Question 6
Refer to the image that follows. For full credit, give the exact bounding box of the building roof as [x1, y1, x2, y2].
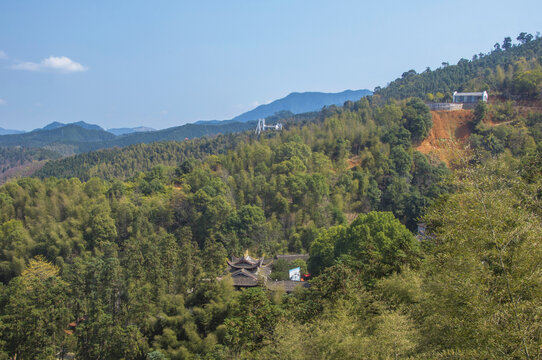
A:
[453, 91, 487, 96]
[231, 276, 259, 287]
[227, 260, 260, 270]
[230, 268, 259, 280]
[228, 254, 272, 270]
[230, 254, 259, 264]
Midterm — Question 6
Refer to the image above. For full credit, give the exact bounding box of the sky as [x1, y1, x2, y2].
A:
[0, 0, 541, 131]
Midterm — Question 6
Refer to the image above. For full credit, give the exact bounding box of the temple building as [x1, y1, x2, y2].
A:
[220, 252, 311, 293]
[225, 253, 273, 288]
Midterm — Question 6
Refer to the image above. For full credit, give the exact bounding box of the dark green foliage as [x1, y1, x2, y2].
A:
[403, 98, 432, 142]
[309, 212, 420, 283]
[473, 100, 488, 125]
[36, 137, 244, 181]
[0, 258, 71, 360]
[223, 287, 281, 353]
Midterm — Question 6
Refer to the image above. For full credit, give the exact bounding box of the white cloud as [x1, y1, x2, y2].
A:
[11, 56, 87, 73]
[0, 51, 7, 59]
[0, 99, 6, 105]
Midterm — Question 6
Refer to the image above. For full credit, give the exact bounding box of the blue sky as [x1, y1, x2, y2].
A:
[0, 0, 540, 131]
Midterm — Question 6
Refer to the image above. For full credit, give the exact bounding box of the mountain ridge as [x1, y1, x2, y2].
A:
[196, 89, 372, 124]
[0, 127, 25, 135]
[41, 121, 104, 132]
[107, 126, 156, 136]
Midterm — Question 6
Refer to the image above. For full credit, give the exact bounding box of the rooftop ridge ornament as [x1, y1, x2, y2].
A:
[255, 118, 283, 135]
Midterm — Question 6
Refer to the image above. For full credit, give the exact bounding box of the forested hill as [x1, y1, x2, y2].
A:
[0, 120, 255, 155]
[375, 34, 542, 100]
[41, 121, 105, 131]
[80, 120, 255, 152]
[35, 136, 245, 181]
[0, 124, 116, 148]
[35, 112, 321, 180]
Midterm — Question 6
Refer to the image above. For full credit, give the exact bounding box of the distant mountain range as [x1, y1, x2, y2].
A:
[233, 89, 372, 122]
[107, 126, 156, 136]
[0, 88, 372, 155]
[42, 121, 104, 132]
[0, 121, 254, 156]
[0, 127, 25, 135]
[0, 124, 116, 149]
[196, 89, 372, 124]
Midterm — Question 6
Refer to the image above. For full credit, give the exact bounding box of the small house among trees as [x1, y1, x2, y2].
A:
[453, 91, 488, 103]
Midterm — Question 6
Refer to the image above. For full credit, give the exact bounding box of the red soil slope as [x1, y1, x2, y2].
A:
[416, 110, 474, 165]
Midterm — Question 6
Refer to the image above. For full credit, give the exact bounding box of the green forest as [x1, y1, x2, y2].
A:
[0, 34, 541, 359]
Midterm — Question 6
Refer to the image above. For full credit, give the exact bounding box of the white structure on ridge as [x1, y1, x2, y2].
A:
[453, 91, 488, 103]
[255, 118, 283, 135]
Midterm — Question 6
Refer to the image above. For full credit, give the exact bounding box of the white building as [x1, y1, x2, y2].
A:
[453, 91, 488, 103]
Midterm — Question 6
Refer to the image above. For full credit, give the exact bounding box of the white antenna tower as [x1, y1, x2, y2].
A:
[255, 118, 283, 135]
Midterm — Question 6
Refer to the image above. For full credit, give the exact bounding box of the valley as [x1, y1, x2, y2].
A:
[0, 31, 540, 359]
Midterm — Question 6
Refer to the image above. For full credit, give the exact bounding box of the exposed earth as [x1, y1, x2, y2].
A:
[416, 110, 474, 165]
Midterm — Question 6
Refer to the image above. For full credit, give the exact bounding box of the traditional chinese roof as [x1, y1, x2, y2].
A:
[230, 268, 258, 280]
[227, 254, 272, 270]
[230, 268, 260, 287]
[232, 277, 259, 287]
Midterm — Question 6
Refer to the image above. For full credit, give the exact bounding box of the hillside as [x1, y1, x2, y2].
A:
[417, 110, 474, 165]
[0, 124, 116, 149]
[74, 120, 255, 154]
[34, 111, 324, 180]
[35, 136, 244, 181]
[0, 120, 255, 156]
[0, 147, 61, 183]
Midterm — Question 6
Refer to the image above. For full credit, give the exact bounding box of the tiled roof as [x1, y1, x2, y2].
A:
[229, 254, 272, 268]
[232, 277, 259, 287]
[227, 260, 260, 269]
[231, 268, 258, 280]
[453, 92, 486, 96]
